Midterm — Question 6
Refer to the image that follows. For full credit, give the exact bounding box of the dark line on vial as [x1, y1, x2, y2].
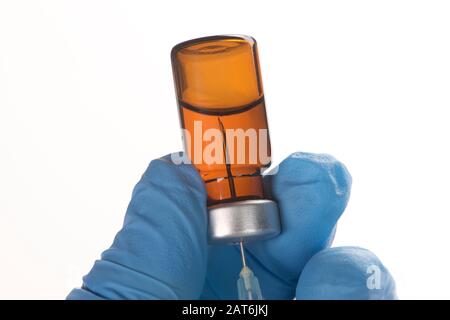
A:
[204, 170, 261, 183]
[218, 117, 237, 199]
[178, 96, 264, 116]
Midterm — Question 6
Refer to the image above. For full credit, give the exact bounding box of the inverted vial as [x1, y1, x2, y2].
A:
[171, 35, 272, 206]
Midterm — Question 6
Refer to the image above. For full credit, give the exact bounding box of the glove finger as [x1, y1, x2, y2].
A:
[201, 152, 352, 299]
[68, 153, 208, 299]
[296, 247, 397, 300]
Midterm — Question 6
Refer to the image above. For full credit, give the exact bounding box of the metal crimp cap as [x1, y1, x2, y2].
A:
[207, 199, 281, 244]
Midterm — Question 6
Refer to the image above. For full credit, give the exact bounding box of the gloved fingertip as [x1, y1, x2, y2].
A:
[252, 152, 353, 285]
[296, 246, 397, 300]
[278, 151, 352, 197]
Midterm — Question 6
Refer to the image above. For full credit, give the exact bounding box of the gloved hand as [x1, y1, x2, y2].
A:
[67, 152, 396, 300]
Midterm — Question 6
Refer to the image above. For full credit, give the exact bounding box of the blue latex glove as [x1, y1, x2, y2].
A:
[67, 152, 396, 300]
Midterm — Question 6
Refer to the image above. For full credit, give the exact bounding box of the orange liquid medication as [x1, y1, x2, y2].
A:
[171, 35, 272, 206]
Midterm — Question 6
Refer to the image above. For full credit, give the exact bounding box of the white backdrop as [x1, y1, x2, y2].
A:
[1, 0, 449, 299]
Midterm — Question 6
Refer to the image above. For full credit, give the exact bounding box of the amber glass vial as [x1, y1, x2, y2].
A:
[171, 35, 280, 243]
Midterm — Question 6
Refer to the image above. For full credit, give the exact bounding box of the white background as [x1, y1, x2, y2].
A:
[1, 0, 449, 299]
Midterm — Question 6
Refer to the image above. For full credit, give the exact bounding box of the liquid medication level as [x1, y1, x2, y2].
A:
[179, 96, 271, 205]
